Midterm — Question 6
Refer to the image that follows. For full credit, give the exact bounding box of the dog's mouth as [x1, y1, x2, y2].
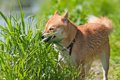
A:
[42, 35, 56, 42]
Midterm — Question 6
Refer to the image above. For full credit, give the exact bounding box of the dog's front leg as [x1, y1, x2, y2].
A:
[79, 63, 86, 80]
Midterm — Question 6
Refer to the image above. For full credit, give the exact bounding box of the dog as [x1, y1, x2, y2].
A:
[41, 11, 112, 80]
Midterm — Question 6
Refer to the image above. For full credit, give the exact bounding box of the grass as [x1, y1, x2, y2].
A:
[0, 0, 120, 80]
[0, 9, 79, 80]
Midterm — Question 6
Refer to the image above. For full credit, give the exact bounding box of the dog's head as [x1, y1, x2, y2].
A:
[42, 11, 69, 43]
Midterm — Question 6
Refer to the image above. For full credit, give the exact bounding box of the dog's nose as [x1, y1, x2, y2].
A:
[41, 35, 45, 39]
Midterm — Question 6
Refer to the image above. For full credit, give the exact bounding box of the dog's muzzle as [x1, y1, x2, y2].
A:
[41, 34, 56, 42]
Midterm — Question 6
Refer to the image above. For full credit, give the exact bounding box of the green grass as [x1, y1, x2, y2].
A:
[0, 0, 120, 80]
[0, 9, 79, 80]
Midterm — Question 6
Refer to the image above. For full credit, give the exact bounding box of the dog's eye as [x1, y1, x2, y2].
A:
[49, 27, 54, 31]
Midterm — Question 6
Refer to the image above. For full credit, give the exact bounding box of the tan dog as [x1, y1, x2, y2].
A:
[42, 11, 112, 80]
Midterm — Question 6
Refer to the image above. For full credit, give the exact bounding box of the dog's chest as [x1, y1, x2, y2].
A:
[54, 44, 76, 65]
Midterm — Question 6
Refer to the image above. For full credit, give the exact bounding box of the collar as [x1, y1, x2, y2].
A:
[66, 30, 78, 55]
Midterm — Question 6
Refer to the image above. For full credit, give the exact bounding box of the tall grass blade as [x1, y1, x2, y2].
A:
[17, 0, 25, 34]
[0, 11, 13, 32]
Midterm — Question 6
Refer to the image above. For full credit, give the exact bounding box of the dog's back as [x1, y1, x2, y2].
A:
[75, 17, 112, 61]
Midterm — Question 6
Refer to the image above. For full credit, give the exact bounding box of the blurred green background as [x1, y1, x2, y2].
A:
[0, 0, 120, 80]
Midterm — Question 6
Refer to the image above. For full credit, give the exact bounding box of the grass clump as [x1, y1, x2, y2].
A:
[0, 11, 79, 80]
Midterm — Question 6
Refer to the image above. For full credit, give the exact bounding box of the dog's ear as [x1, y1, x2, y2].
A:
[54, 11, 59, 15]
[63, 11, 68, 19]
[62, 11, 68, 23]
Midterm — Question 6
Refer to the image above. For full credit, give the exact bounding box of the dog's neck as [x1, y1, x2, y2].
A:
[61, 20, 78, 47]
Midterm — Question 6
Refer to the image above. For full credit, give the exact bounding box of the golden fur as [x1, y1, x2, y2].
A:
[42, 11, 112, 80]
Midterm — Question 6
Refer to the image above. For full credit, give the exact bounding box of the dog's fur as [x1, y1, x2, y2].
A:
[42, 11, 112, 80]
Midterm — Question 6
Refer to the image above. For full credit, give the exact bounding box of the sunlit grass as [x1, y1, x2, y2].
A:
[0, 0, 120, 80]
[0, 11, 80, 80]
